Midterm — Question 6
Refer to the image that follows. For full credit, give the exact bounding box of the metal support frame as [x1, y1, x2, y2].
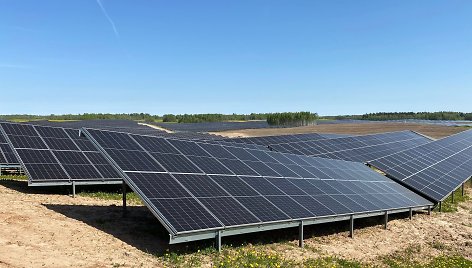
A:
[384, 211, 388, 229]
[216, 230, 222, 252]
[439, 201, 442, 212]
[30, 180, 122, 187]
[349, 215, 354, 238]
[122, 181, 127, 214]
[409, 208, 412, 220]
[451, 191, 454, 203]
[298, 221, 304, 248]
[462, 183, 465, 197]
[72, 181, 76, 198]
[168, 206, 431, 245]
[427, 205, 431, 215]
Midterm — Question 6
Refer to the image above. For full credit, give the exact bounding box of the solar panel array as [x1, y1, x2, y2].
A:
[318, 133, 353, 139]
[30, 120, 169, 137]
[369, 129, 472, 202]
[153, 121, 270, 132]
[83, 128, 432, 238]
[227, 133, 327, 146]
[0, 130, 19, 165]
[269, 131, 432, 163]
[0, 122, 121, 185]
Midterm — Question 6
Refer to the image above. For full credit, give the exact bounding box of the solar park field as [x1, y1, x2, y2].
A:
[1, 120, 472, 267]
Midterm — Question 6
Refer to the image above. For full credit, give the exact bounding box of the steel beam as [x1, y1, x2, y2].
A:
[409, 208, 412, 220]
[349, 215, 354, 238]
[384, 211, 388, 229]
[439, 201, 442, 212]
[298, 221, 304, 248]
[168, 206, 431, 244]
[72, 181, 76, 198]
[216, 230, 222, 252]
[451, 191, 455, 203]
[122, 181, 127, 214]
[428, 205, 431, 215]
[462, 183, 465, 197]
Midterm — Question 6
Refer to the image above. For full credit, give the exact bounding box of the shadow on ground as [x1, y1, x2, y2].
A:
[0, 178, 125, 196]
[44, 202, 422, 256]
[0, 178, 70, 195]
[44, 203, 173, 255]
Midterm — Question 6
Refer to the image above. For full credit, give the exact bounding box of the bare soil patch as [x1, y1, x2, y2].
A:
[214, 123, 469, 139]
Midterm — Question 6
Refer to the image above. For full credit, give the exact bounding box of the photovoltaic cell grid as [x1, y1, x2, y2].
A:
[83, 128, 432, 237]
[0, 130, 19, 165]
[29, 119, 169, 137]
[269, 131, 432, 163]
[27, 120, 242, 146]
[369, 129, 472, 202]
[0, 122, 121, 184]
[153, 121, 270, 133]
[226, 133, 327, 146]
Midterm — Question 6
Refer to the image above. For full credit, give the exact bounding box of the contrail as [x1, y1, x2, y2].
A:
[96, 0, 119, 38]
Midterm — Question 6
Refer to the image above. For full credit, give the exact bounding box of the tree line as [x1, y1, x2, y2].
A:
[162, 113, 267, 123]
[266, 112, 318, 126]
[0, 111, 320, 126]
[331, 112, 472, 121]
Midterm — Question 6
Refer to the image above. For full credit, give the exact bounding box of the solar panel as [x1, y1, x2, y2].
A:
[82, 127, 432, 244]
[0, 131, 20, 165]
[270, 131, 432, 163]
[153, 121, 270, 133]
[226, 132, 327, 146]
[0, 122, 121, 185]
[30, 119, 169, 137]
[369, 129, 472, 202]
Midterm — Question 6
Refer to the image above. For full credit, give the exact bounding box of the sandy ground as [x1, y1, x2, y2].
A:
[213, 123, 469, 139]
[0, 181, 166, 268]
[1, 179, 471, 267]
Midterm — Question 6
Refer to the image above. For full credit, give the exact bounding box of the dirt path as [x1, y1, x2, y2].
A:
[214, 123, 469, 139]
[1, 179, 471, 267]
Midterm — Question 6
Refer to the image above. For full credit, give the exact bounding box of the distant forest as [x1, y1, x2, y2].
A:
[266, 112, 318, 126]
[1, 111, 471, 125]
[161, 113, 267, 123]
[0, 112, 317, 126]
[332, 112, 472, 121]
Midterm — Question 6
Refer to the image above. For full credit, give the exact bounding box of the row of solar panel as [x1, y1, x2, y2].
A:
[227, 133, 327, 146]
[83, 128, 432, 235]
[270, 131, 432, 162]
[129, 173, 429, 232]
[369, 129, 472, 202]
[0, 123, 121, 182]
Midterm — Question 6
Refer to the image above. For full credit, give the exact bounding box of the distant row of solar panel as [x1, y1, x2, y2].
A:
[269, 131, 432, 162]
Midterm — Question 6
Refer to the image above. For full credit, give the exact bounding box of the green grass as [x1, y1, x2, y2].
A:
[383, 254, 472, 268]
[78, 191, 142, 204]
[303, 257, 362, 268]
[433, 186, 469, 213]
[0, 175, 27, 180]
[159, 243, 472, 268]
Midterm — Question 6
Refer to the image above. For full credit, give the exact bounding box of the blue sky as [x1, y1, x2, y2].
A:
[1, 1, 471, 116]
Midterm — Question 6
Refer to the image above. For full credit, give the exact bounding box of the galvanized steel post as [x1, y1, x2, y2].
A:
[349, 215, 354, 238]
[298, 221, 304, 248]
